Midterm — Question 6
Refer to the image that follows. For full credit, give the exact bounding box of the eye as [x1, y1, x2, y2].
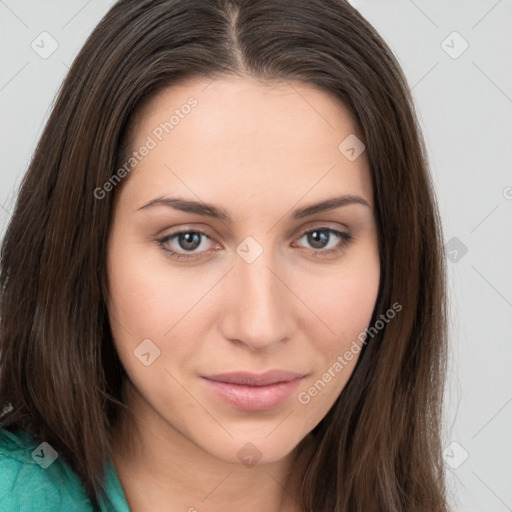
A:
[157, 228, 219, 260]
[294, 227, 353, 258]
[157, 226, 353, 261]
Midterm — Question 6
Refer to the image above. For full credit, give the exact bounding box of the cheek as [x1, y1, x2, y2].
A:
[106, 242, 183, 372]
[107, 239, 209, 337]
[106, 246, 200, 410]
[106, 241, 222, 380]
[293, 255, 379, 420]
[108, 251, 169, 335]
[300, 249, 380, 356]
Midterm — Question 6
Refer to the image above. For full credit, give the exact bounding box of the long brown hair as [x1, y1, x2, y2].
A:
[0, 0, 448, 510]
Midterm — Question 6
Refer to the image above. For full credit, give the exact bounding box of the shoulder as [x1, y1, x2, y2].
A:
[0, 427, 94, 512]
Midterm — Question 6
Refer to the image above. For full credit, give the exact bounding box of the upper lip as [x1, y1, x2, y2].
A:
[202, 370, 306, 386]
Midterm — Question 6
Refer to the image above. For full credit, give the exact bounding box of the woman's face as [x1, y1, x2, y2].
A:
[106, 76, 380, 466]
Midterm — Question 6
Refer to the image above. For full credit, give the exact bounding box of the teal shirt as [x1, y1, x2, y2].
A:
[0, 427, 130, 511]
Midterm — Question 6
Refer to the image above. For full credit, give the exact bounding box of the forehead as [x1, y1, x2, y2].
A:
[134, 75, 362, 144]
[120, 76, 373, 211]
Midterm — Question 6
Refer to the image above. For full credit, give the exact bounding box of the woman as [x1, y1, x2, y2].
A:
[0, 0, 448, 510]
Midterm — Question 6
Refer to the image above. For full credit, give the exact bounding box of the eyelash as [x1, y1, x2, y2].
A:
[156, 227, 353, 261]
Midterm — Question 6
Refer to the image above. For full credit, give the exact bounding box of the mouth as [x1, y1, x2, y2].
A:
[200, 370, 307, 412]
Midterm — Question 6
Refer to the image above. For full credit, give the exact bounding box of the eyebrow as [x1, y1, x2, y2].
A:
[137, 194, 370, 221]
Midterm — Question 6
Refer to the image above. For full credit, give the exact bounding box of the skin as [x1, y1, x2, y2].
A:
[107, 76, 380, 512]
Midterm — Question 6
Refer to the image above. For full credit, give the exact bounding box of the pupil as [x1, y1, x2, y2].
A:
[179, 232, 201, 251]
[308, 230, 328, 249]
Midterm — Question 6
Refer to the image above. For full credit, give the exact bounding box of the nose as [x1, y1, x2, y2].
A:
[220, 247, 294, 352]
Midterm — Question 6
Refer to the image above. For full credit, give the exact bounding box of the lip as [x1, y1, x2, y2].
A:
[203, 370, 306, 386]
[201, 370, 306, 411]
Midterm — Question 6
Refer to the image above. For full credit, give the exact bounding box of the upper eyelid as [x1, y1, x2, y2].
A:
[162, 222, 347, 236]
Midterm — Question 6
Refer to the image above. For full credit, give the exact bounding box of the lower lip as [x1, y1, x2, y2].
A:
[201, 377, 303, 412]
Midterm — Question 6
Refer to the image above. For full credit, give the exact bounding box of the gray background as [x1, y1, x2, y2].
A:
[1, 1, 511, 510]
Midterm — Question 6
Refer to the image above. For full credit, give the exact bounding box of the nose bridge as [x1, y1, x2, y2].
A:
[222, 238, 292, 350]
